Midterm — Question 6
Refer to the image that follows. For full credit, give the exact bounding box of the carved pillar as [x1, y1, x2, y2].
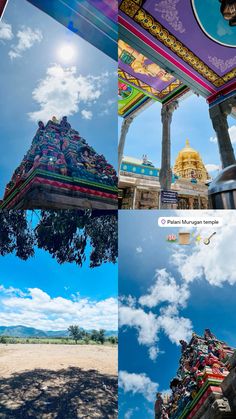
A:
[118, 116, 133, 174]
[209, 104, 235, 169]
[132, 186, 137, 210]
[159, 101, 178, 208]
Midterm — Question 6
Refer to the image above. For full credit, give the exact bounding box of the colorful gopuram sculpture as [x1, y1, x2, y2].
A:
[155, 329, 235, 419]
[1, 117, 117, 209]
[173, 140, 210, 184]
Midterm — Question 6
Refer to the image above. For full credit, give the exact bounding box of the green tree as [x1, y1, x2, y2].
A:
[91, 329, 99, 342]
[98, 329, 105, 345]
[0, 210, 117, 268]
[0, 336, 7, 344]
[0, 211, 35, 260]
[108, 336, 118, 345]
[68, 325, 83, 344]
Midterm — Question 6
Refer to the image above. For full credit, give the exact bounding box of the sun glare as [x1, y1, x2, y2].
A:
[58, 44, 75, 62]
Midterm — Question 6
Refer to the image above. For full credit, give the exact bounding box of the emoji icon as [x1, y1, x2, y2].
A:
[195, 234, 202, 244]
[203, 232, 216, 245]
[167, 234, 177, 243]
[178, 232, 190, 245]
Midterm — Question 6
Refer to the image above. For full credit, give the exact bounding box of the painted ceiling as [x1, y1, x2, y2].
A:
[26, 0, 117, 60]
[118, 39, 190, 117]
[118, 79, 151, 117]
[118, 0, 236, 113]
[0, 0, 8, 17]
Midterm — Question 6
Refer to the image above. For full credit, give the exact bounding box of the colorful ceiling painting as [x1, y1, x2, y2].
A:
[88, 0, 117, 23]
[26, 0, 117, 60]
[118, 0, 236, 99]
[118, 39, 189, 103]
[118, 80, 151, 117]
[192, 0, 236, 48]
[0, 0, 8, 18]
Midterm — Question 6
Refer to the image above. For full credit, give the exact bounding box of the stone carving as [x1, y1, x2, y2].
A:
[4, 116, 117, 199]
[155, 330, 234, 418]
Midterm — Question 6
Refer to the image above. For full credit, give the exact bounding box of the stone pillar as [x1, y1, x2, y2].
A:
[159, 101, 178, 208]
[209, 104, 235, 169]
[132, 186, 137, 210]
[118, 116, 133, 175]
[189, 197, 194, 209]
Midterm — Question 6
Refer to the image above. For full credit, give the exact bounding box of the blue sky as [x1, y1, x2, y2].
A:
[118, 95, 236, 178]
[0, 212, 118, 331]
[119, 210, 236, 419]
[0, 0, 117, 198]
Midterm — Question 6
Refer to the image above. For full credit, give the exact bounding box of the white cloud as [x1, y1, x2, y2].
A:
[124, 408, 140, 419]
[158, 306, 193, 345]
[119, 304, 159, 346]
[0, 285, 26, 297]
[172, 210, 236, 287]
[205, 164, 220, 173]
[0, 20, 13, 41]
[28, 65, 109, 122]
[120, 284, 192, 360]
[0, 285, 118, 331]
[9, 26, 42, 59]
[99, 98, 116, 116]
[148, 346, 160, 361]
[139, 269, 189, 309]
[119, 371, 158, 402]
[124, 409, 134, 419]
[210, 125, 236, 144]
[136, 246, 143, 254]
[81, 109, 93, 120]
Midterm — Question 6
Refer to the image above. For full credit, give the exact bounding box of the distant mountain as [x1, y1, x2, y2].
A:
[0, 325, 118, 338]
[0, 325, 48, 338]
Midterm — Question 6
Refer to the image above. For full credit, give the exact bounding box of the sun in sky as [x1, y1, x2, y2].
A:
[58, 43, 76, 62]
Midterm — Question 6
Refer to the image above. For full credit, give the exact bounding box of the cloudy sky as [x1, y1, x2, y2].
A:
[0, 213, 118, 332]
[0, 0, 116, 198]
[118, 94, 236, 179]
[119, 210, 236, 419]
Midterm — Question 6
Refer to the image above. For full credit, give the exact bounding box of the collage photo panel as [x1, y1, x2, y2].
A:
[0, 1, 236, 419]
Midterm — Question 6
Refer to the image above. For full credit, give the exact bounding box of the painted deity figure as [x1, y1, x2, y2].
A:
[119, 40, 174, 82]
[220, 0, 236, 25]
[60, 116, 71, 130]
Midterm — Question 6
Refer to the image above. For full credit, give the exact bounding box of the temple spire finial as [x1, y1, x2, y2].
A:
[186, 139, 190, 146]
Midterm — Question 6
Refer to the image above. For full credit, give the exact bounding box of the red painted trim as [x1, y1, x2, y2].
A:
[207, 81, 236, 104]
[5, 176, 117, 208]
[187, 386, 222, 418]
[119, 16, 216, 94]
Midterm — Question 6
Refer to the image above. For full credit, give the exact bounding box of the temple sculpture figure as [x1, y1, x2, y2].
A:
[1, 117, 117, 209]
[173, 140, 210, 183]
[155, 329, 236, 419]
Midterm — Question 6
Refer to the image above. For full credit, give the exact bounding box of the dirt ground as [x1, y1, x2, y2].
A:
[0, 344, 118, 418]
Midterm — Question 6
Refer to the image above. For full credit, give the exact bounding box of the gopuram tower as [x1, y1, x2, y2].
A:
[173, 140, 210, 183]
[0, 117, 117, 209]
[155, 330, 236, 419]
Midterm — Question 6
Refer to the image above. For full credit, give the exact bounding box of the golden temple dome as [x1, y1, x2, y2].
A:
[173, 139, 209, 183]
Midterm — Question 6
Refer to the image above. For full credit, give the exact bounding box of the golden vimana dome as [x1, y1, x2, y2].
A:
[173, 139, 210, 183]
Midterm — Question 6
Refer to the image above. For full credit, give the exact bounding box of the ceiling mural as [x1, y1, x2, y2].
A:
[192, 0, 236, 48]
[118, 80, 150, 117]
[118, 38, 190, 116]
[88, 0, 117, 23]
[118, 39, 189, 102]
[118, 0, 236, 95]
